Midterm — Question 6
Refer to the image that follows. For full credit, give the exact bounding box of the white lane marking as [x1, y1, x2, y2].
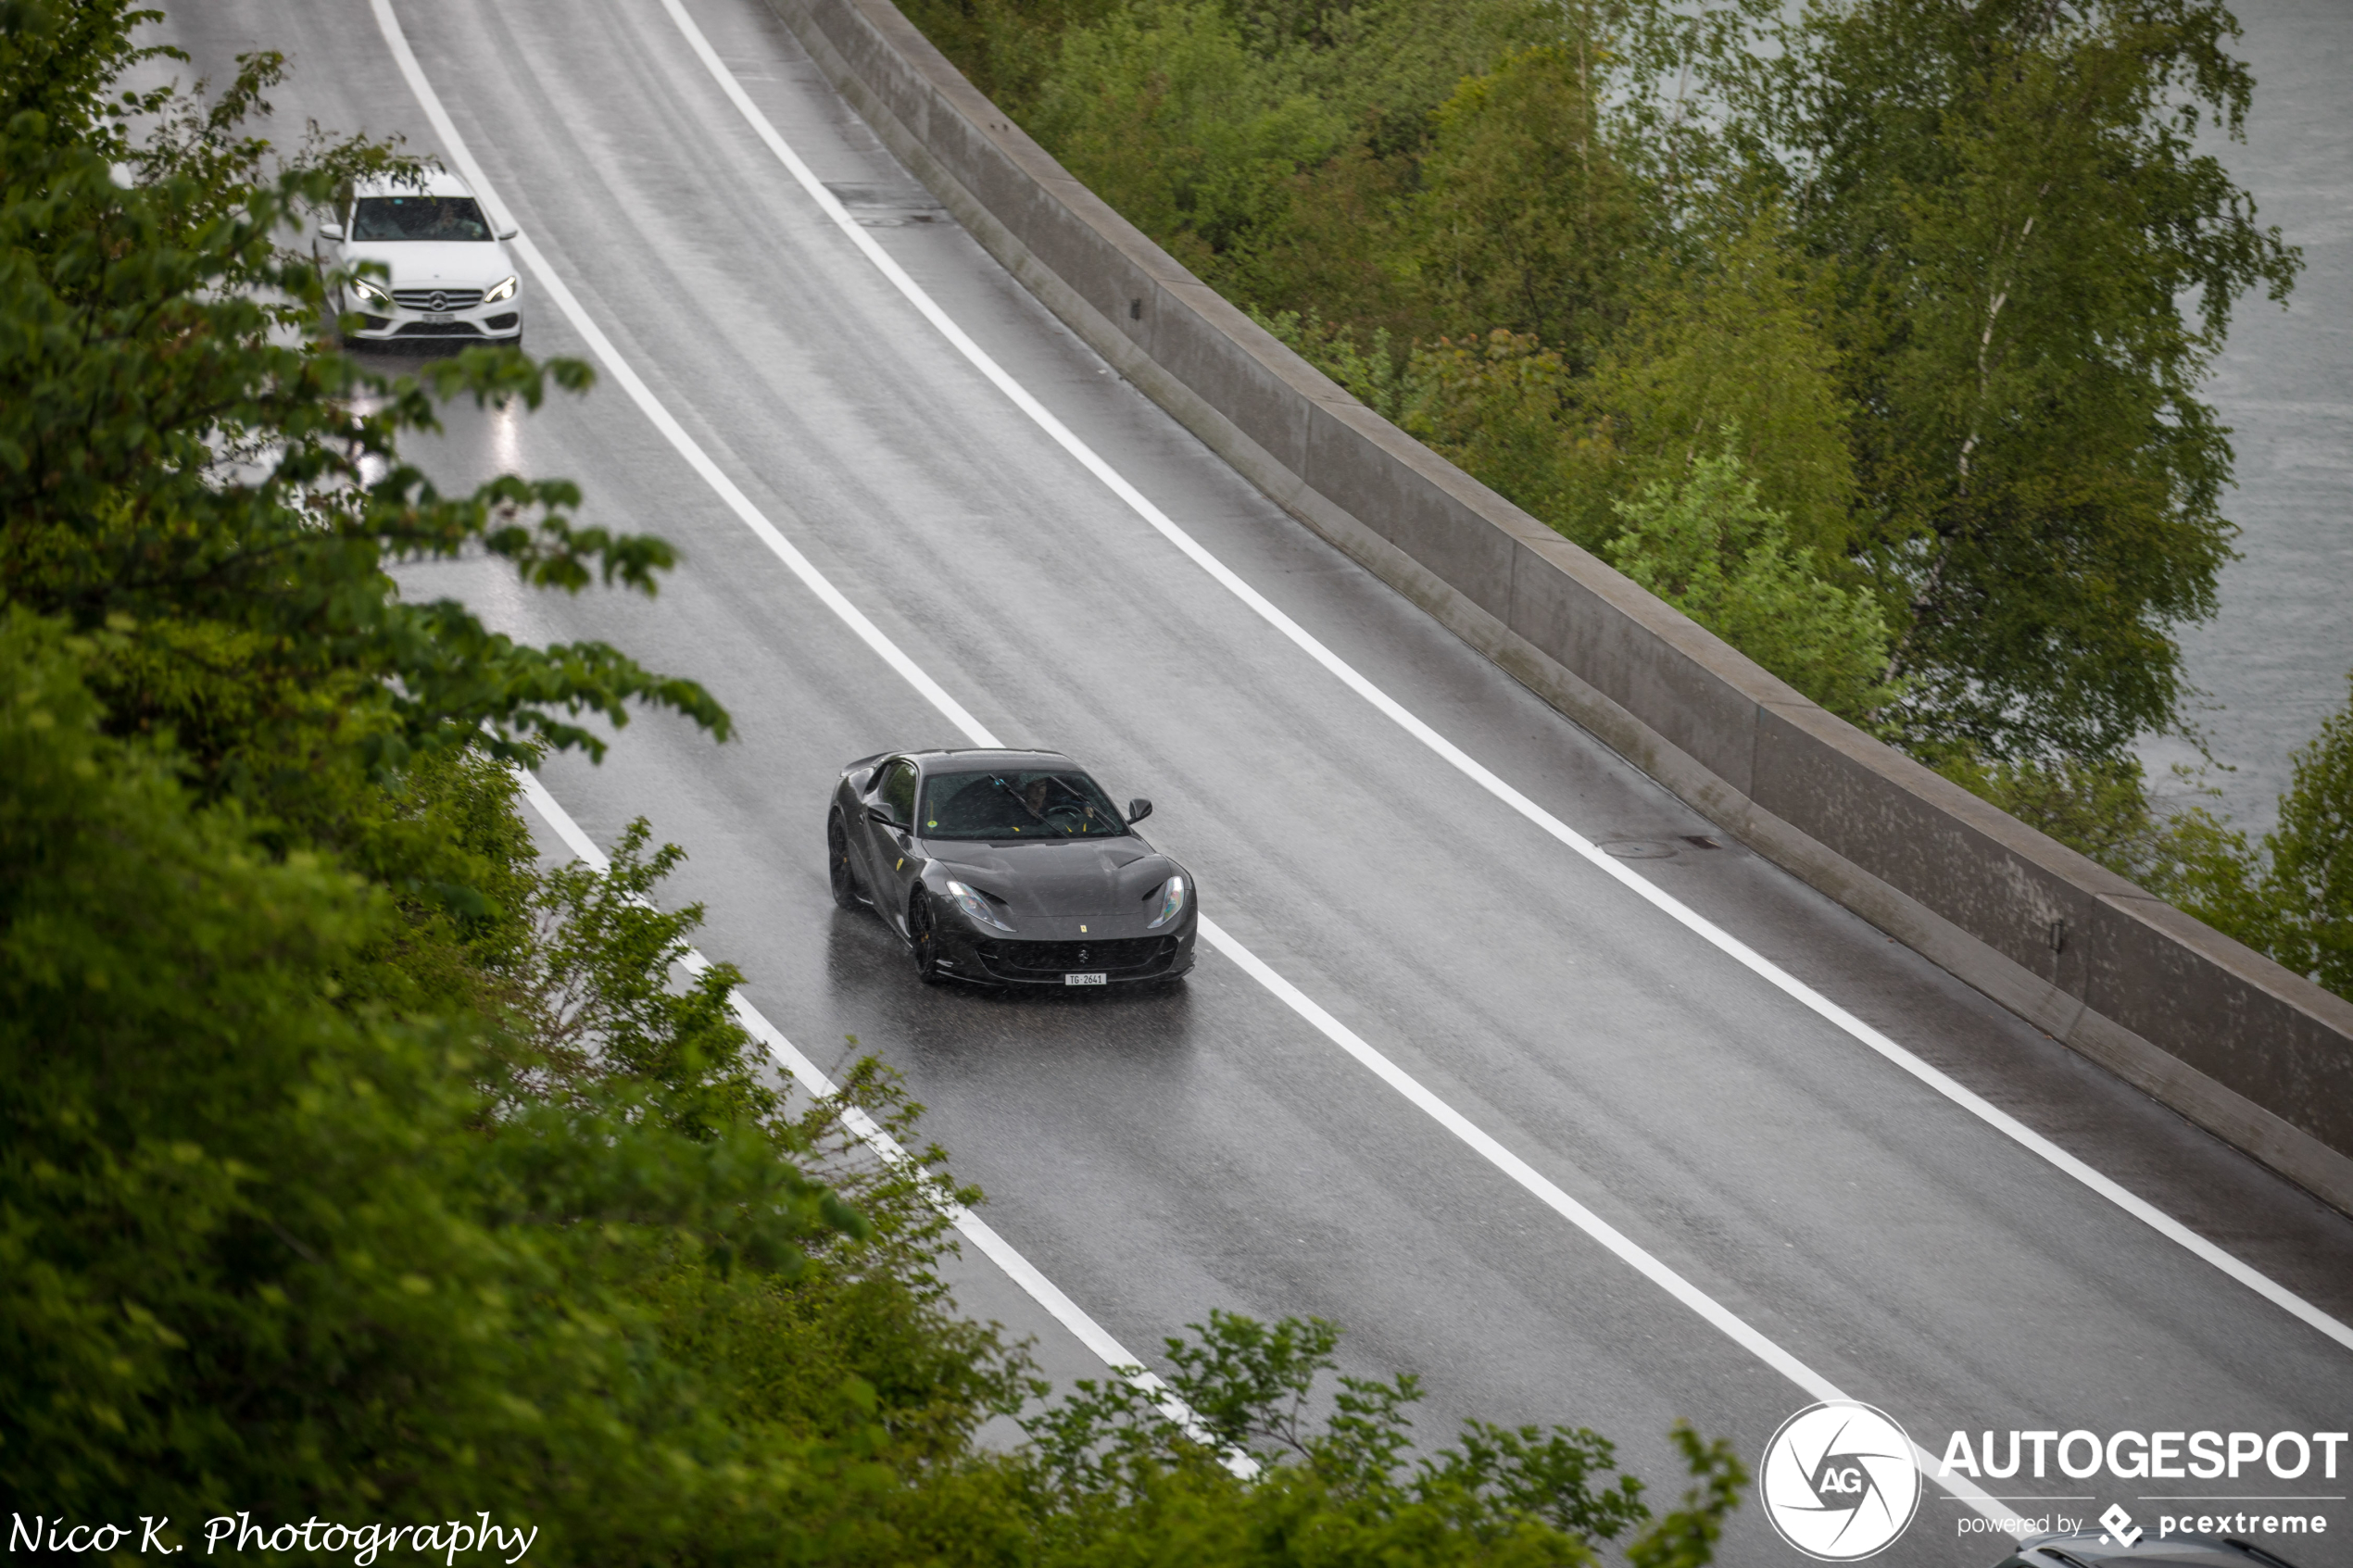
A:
[510, 767, 1239, 1458]
[651, 0, 2353, 1361]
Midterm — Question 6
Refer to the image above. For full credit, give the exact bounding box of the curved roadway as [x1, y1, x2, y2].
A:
[154, 3, 2353, 1562]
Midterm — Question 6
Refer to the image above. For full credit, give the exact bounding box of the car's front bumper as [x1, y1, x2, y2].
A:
[929, 921, 1196, 987]
[341, 297, 522, 344]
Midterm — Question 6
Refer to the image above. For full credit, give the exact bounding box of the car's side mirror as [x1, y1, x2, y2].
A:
[496, 227, 519, 241]
[1126, 797, 1152, 824]
[319, 221, 345, 242]
[866, 803, 901, 829]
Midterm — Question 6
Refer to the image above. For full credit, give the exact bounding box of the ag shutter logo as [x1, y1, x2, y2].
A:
[1762, 1401, 1923, 1561]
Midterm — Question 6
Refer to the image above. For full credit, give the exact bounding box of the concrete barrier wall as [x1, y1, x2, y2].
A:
[763, 0, 2353, 1212]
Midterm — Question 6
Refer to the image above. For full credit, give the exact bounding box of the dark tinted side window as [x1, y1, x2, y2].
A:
[878, 760, 917, 823]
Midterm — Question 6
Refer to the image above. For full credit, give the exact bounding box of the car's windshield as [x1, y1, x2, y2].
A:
[351, 195, 493, 242]
[920, 770, 1127, 840]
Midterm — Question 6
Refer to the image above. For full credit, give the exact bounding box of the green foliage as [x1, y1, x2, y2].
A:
[0, 606, 1750, 1554]
[1589, 214, 1856, 563]
[2260, 679, 2353, 994]
[1021, 1310, 1744, 1566]
[1403, 331, 1615, 546]
[1759, 0, 2301, 760]
[894, 0, 1123, 119]
[1031, 0, 1347, 274]
[1607, 445, 1896, 724]
[518, 820, 783, 1141]
[1415, 44, 1643, 363]
[0, 611, 869, 1551]
[1249, 307, 1411, 420]
[0, 14, 1036, 1555]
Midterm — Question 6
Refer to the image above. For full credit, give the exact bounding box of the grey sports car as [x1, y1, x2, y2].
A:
[828, 748, 1197, 987]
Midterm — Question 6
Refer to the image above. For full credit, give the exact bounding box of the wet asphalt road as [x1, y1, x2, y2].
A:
[153, 2, 2353, 1562]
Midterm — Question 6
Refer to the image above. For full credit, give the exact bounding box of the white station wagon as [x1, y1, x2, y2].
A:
[322, 170, 523, 348]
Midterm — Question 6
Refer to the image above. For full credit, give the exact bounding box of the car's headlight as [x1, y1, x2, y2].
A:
[483, 274, 519, 304]
[347, 276, 392, 308]
[946, 880, 1015, 933]
[1146, 874, 1188, 929]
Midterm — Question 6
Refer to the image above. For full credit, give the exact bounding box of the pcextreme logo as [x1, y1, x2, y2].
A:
[1761, 1401, 1924, 1561]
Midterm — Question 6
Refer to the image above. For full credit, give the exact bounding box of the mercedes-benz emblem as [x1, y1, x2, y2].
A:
[428, 290, 447, 311]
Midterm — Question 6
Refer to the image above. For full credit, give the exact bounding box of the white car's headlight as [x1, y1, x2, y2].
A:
[946, 880, 1015, 933]
[1146, 874, 1188, 929]
[347, 275, 392, 308]
[483, 274, 518, 304]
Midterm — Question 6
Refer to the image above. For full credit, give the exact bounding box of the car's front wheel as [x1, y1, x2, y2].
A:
[908, 889, 945, 984]
[827, 809, 861, 910]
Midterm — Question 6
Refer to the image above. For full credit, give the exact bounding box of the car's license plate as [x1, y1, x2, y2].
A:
[1063, 972, 1106, 986]
[422, 311, 455, 322]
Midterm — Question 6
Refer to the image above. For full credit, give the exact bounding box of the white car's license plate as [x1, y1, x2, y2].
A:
[1063, 972, 1107, 986]
[422, 311, 455, 322]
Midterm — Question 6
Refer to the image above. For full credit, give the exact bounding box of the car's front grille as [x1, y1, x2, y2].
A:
[392, 287, 484, 310]
[976, 936, 1170, 978]
[395, 320, 484, 337]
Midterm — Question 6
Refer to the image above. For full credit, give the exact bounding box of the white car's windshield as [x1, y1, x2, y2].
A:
[352, 195, 492, 242]
[920, 770, 1127, 840]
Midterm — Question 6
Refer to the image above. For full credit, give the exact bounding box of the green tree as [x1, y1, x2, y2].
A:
[1607, 444, 1895, 724]
[1022, 1310, 1746, 1567]
[1401, 329, 1617, 546]
[1219, 0, 1545, 332]
[1759, 0, 2300, 761]
[1590, 212, 1857, 563]
[1031, 0, 1348, 277]
[0, 611, 880, 1553]
[1415, 43, 1645, 364]
[2258, 678, 2353, 994]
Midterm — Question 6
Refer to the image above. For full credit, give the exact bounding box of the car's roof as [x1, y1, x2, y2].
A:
[840, 747, 1091, 782]
[353, 169, 477, 200]
[2007, 1532, 2296, 1568]
[895, 747, 1079, 771]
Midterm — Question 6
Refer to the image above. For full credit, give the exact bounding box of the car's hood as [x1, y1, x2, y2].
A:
[929, 840, 1175, 917]
[342, 240, 513, 290]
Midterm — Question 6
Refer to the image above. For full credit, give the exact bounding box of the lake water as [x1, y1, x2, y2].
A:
[2139, 0, 2353, 835]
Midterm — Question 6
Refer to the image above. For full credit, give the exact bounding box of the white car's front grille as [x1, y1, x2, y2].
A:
[391, 287, 484, 310]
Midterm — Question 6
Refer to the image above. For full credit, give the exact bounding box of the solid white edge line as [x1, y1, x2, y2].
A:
[648, 0, 2353, 1363]
[508, 768, 1237, 1457]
